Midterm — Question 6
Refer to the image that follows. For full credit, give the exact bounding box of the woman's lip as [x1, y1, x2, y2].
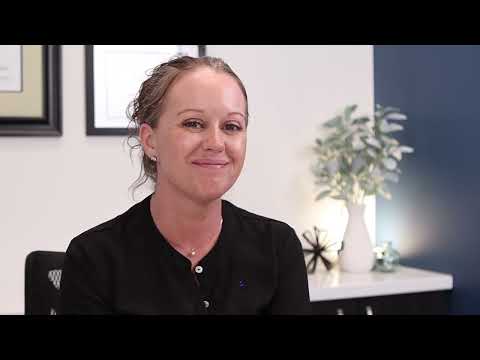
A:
[192, 160, 229, 168]
[192, 160, 229, 166]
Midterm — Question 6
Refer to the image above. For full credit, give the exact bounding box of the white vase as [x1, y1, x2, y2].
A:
[338, 202, 375, 273]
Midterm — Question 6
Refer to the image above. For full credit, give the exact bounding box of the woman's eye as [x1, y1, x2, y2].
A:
[224, 123, 242, 131]
[183, 120, 203, 129]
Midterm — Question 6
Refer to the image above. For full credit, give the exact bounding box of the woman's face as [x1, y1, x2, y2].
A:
[147, 67, 247, 204]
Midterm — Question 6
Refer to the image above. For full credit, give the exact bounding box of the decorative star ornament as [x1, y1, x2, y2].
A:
[302, 226, 338, 273]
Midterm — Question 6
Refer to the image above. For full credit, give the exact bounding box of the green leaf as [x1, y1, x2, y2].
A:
[385, 113, 407, 121]
[315, 190, 331, 201]
[351, 156, 367, 173]
[382, 158, 397, 170]
[378, 119, 389, 132]
[344, 105, 358, 120]
[364, 137, 382, 149]
[351, 116, 370, 125]
[324, 115, 342, 128]
[384, 123, 404, 133]
[390, 148, 403, 161]
[399, 145, 414, 153]
[326, 159, 339, 175]
[381, 135, 399, 146]
[340, 129, 354, 142]
[352, 136, 366, 150]
[311, 165, 325, 177]
[366, 148, 377, 158]
[381, 106, 401, 115]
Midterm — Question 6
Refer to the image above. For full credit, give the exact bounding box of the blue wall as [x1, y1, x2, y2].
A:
[374, 45, 480, 314]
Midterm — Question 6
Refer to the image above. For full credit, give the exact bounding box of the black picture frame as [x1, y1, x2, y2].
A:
[85, 45, 207, 136]
[0, 45, 62, 136]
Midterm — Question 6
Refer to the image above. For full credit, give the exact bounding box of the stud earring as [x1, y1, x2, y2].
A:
[150, 155, 157, 162]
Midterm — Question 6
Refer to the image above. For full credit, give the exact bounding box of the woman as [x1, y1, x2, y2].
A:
[59, 55, 311, 314]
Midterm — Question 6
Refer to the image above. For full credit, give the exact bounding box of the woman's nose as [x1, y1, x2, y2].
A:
[203, 127, 225, 152]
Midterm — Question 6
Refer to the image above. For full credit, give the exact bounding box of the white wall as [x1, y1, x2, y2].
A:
[0, 45, 373, 314]
[209, 45, 375, 258]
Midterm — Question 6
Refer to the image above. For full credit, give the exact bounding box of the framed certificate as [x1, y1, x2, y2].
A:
[85, 45, 206, 136]
[0, 45, 61, 136]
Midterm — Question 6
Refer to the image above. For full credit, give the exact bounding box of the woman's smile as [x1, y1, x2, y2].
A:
[192, 158, 230, 169]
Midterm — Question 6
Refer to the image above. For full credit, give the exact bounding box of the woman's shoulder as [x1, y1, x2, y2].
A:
[222, 200, 303, 261]
[66, 196, 149, 256]
[222, 199, 296, 237]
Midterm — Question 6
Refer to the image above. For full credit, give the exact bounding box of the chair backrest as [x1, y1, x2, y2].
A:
[25, 251, 65, 315]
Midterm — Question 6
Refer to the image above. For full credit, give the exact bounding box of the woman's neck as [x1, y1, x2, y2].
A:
[149, 185, 223, 251]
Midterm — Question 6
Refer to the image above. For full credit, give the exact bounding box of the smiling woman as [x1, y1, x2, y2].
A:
[138, 64, 247, 207]
[59, 55, 311, 315]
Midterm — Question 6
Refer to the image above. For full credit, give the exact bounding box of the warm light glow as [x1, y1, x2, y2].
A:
[376, 203, 432, 259]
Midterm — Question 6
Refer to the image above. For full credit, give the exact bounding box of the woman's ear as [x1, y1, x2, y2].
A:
[139, 123, 157, 159]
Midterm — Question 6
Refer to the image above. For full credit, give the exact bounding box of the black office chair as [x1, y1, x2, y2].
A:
[25, 251, 65, 315]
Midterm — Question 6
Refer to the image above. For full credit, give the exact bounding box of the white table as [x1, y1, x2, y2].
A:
[308, 265, 453, 302]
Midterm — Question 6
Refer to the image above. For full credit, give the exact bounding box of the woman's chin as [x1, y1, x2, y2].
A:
[195, 191, 226, 204]
[189, 184, 233, 204]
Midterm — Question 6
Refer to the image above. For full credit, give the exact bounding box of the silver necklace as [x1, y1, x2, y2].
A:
[178, 218, 223, 258]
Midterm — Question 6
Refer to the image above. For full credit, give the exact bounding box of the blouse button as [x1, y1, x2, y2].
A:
[195, 265, 203, 274]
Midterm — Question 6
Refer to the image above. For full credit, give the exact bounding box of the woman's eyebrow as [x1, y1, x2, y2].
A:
[177, 108, 205, 116]
[228, 112, 246, 118]
[177, 109, 245, 118]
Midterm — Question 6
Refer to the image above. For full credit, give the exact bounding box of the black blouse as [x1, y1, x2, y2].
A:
[59, 194, 311, 315]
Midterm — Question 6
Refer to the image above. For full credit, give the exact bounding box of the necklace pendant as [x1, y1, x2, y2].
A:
[190, 249, 196, 257]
